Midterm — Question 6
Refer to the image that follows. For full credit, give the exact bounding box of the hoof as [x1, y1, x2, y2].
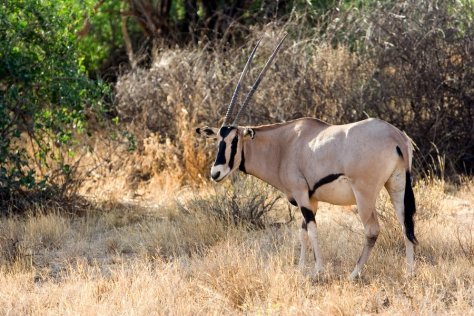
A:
[349, 270, 362, 281]
[309, 267, 327, 283]
[405, 270, 416, 278]
[298, 259, 306, 272]
[312, 265, 325, 277]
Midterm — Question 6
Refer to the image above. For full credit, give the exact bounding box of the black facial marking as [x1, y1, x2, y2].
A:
[308, 173, 344, 197]
[214, 126, 237, 166]
[228, 136, 239, 169]
[396, 146, 403, 158]
[301, 206, 315, 224]
[214, 141, 227, 165]
[211, 171, 220, 180]
[219, 126, 235, 137]
[289, 199, 297, 206]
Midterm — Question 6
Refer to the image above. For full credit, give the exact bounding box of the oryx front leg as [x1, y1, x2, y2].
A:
[302, 207, 324, 274]
[350, 191, 380, 280]
[295, 194, 323, 275]
[299, 219, 309, 270]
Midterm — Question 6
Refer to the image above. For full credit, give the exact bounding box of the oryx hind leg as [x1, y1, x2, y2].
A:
[385, 169, 415, 276]
[350, 188, 380, 280]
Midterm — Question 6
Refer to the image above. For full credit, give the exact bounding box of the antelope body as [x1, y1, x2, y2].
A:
[196, 35, 417, 278]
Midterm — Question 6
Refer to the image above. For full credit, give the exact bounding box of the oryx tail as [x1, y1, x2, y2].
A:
[398, 136, 417, 245]
[404, 171, 417, 244]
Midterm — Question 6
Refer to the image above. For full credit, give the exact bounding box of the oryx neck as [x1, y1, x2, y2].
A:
[241, 131, 284, 190]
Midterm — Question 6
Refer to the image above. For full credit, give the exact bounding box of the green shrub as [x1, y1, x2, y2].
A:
[0, 0, 108, 195]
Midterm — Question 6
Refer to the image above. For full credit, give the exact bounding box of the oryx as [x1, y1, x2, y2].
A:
[196, 35, 417, 279]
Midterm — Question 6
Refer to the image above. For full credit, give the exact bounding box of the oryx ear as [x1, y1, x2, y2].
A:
[243, 128, 255, 139]
[196, 126, 218, 139]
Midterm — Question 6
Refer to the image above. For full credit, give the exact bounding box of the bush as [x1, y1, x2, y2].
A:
[177, 176, 281, 229]
[115, 0, 473, 182]
[335, 0, 474, 175]
[0, 0, 108, 197]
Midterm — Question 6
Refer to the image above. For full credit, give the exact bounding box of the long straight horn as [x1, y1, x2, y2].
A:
[232, 33, 287, 126]
[222, 39, 262, 126]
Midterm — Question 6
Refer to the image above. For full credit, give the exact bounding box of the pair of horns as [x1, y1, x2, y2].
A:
[222, 33, 287, 127]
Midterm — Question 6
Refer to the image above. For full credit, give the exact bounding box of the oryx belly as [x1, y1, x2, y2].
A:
[313, 176, 356, 205]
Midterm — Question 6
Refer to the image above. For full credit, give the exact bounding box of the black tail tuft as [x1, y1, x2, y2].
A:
[404, 171, 418, 244]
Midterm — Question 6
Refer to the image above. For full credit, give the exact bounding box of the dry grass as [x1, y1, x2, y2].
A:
[1, 177, 473, 315]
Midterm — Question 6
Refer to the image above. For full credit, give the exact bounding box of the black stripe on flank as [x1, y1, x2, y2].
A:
[308, 173, 344, 197]
[301, 206, 315, 224]
[396, 146, 403, 158]
[404, 171, 418, 244]
[228, 136, 239, 169]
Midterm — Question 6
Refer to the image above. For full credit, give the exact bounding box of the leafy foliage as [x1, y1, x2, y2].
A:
[0, 0, 108, 194]
[76, 0, 124, 77]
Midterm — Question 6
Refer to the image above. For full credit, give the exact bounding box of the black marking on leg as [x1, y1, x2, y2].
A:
[301, 206, 315, 223]
[301, 219, 307, 230]
[404, 171, 418, 244]
[289, 199, 297, 207]
[228, 136, 239, 169]
[356, 235, 379, 266]
[396, 146, 403, 158]
[366, 235, 378, 247]
[308, 173, 344, 197]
